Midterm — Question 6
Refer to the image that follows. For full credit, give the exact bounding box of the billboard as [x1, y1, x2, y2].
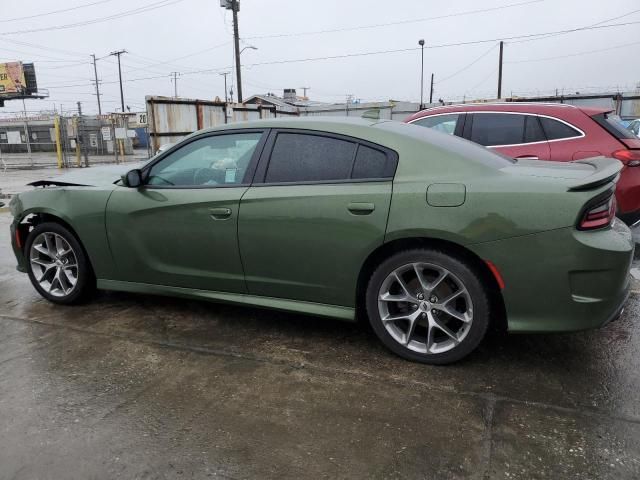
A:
[0, 62, 26, 95]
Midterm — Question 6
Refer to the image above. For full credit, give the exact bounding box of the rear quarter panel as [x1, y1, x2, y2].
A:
[383, 125, 592, 245]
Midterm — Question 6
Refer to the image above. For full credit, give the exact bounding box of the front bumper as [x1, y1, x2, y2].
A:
[471, 220, 634, 333]
[10, 219, 27, 273]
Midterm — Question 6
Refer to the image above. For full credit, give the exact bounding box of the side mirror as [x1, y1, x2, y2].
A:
[122, 169, 143, 188]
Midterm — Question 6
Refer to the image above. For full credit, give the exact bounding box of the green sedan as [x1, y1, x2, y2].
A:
[8, 118, 633, 364]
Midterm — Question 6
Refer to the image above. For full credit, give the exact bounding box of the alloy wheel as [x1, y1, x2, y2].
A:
[377, 262, 474, 354]
[29, 232, 79, 298]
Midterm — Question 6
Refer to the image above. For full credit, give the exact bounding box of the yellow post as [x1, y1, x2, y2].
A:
[53, 115, 63, 169]
[74, 117, 81, 167]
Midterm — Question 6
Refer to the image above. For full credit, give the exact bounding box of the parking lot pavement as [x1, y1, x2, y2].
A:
[1, 212, 639, 479]
[0, 153, 148, 196]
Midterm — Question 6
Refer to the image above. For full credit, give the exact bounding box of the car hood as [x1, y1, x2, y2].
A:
[500, 157, 622, 190]
[28, 161, 148, 188]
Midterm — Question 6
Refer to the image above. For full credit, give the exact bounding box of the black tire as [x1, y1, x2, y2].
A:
[24, 222, 96, 305]
[365, 248, 490, 365]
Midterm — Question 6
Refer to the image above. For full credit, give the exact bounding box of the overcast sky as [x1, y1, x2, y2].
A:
[1, 0, 639, 115]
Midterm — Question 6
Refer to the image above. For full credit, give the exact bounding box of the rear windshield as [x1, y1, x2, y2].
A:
[592, 112, 637, 140]
[380, 120, 515, 169]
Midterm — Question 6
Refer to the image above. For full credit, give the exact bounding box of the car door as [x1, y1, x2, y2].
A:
[536, 115, 592, 161]
[238, 130, 397, 307]
[105, 130, 266, 293]
[466, 112, 551, 160]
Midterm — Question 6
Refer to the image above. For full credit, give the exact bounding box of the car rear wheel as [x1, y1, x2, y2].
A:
[25, 222, 95, 305]
[366, 248, 490, 365]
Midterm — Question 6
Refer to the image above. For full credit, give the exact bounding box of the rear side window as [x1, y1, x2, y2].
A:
[470, 113, 526, 146]
[539, 117, 582, 140]
[412, 114, 461, 135]
[524, 116, 546, 143]
[264, 133, 396, 183]
[265, 133, 355, 183]
[352, 145, 395, 179]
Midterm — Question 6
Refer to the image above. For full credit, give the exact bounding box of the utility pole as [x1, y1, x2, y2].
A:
[110, 49, 127, 112]
[77, 102, 88, 167]
[21, 97, 33, 166]
[231, 0, 243, 102]
[418, 39, 425, 109]
[91, 54, 102, 115]
[171, 71, 179, 98]
[300, 86, 310, 98]
[429, 73, 434, 104]
[345, 94, 353, 116]
[220, 72, 229, 103]
[497, 41, 504, 99]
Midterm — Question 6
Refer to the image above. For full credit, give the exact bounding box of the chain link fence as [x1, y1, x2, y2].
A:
[0, 112, 151, 171]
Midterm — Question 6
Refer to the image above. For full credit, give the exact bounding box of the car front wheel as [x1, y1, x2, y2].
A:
[25, 222, 95, 304]
[366, 248, 490, 365]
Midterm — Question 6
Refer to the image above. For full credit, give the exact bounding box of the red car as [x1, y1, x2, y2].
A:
[405, 103, 640, 224]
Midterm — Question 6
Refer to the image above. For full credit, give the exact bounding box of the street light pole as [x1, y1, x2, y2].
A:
[418, 39, 425, 110]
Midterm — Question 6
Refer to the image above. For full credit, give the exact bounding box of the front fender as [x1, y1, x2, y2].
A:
[9, 187, 117, 279]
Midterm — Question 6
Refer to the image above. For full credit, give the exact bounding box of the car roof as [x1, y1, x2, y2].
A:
[407, 102, 612, 120]
[198, 116, 382, 135]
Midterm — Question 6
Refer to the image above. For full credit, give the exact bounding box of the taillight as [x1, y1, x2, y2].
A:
[612, 149, 640, 166]
[578, 194, 616, 230]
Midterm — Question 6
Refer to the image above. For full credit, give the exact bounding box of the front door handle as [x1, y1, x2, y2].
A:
[347, 202, 375, 215]
[515, 155, 539, 160]
[209, 207, 232, 220]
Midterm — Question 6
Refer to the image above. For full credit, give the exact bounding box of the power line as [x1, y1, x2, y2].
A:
[466, 68, 499, 95]
[213, 21, 640, 70]
[40, 18, 640, 91]
[435, 44, 497, 84]
[511, 7, 640, 44]
[123, 43, 230, 75]
[1, 37, 88, 57]
[0, 0, 119, 23]
[506, 40, 640, 63]
[245, 0, 544, 40]
[0, 0, 185, 36]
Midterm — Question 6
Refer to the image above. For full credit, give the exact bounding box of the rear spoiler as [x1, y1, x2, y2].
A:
[567, 157, 622, 192]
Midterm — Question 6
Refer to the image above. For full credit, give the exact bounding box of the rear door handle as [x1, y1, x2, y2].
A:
[347, 202, 375, 215]
[515, 155, 539, 160]
[209, 207, 232, 219]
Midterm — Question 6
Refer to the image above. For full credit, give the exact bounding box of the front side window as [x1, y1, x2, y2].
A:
[539, 117, 582, 141]
[470, 113, 526, 146]
[147, 132, 262, 187]
[265, 133, 356, 183]
[412, 114, 461, 135]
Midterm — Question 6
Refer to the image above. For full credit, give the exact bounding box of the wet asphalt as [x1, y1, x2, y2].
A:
[1, 212, 640, 479]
